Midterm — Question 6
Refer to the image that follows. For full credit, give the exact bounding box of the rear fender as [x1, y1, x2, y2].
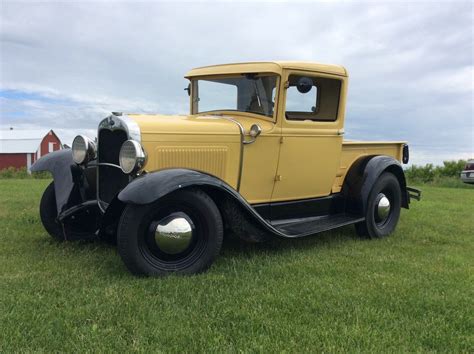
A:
[343, 155, 409, 215]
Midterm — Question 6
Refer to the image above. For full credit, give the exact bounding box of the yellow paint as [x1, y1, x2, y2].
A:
[132, 114, 241, 189]
[238, 120, 281, 203]
[331, 141, 405, 193]
[185, 61, 347, 78]
[271, 69, 347, 201]
[128, 61, 406, 205]
[155, 146, 229, 179]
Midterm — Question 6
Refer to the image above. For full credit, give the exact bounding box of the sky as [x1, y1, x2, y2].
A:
[0, 0, 472, 165]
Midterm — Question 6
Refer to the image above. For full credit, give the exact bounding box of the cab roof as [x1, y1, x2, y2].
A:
[185, 61, 348, 78]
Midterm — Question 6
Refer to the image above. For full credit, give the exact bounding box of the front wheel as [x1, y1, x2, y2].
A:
[117, 189, 223, 276]
[39, 182, 64, 241]
[355, 172, 402, 238]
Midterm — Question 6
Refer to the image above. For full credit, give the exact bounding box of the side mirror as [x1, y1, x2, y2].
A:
[249, 124, 262, 138]
[184, 83, 191, 96]
[296, 77, 313, 94]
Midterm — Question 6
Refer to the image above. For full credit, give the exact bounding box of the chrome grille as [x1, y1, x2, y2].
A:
[97, 128, 129, 204]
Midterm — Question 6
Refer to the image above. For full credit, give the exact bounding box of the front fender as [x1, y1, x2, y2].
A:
[118, 169, 292, 239]
[30, 149, 75, 213]
[118, 169, 234, 205]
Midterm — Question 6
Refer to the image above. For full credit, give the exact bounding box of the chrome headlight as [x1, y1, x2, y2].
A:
[72, 135, 96, 165]
[119, 140, 146, 174]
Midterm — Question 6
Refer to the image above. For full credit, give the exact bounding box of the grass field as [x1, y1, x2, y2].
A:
[0, 179, 473, 352]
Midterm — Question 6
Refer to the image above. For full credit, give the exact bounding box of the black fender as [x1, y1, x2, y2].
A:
[98, 195, 126, 243]
[118, 169, 235, 205]
[30, 149, 97, 215]
[30, 149, 76, 213]
[118, 169, 295, 239]
[343, 155, 409, 215]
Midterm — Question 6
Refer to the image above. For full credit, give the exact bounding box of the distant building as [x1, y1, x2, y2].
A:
[0, 129, 62, 171]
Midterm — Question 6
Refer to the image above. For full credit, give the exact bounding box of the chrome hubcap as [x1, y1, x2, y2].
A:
[154, 213, 194, 255]
[376, 193, 391, 222]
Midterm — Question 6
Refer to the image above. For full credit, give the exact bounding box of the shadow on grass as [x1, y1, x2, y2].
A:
[220, 225, 358, 256]
[31, 224, 359, 277]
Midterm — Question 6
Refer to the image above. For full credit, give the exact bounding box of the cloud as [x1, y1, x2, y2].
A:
[0, 1, 472, 165]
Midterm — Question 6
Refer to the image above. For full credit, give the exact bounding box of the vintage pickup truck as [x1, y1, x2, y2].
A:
[31, 61, 420, 276]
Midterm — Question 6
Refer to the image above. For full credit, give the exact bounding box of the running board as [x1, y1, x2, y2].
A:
[270, 213, 365, 237]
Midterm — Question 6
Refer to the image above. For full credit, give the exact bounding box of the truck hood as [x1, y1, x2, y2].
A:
[128, 113, 242, 137]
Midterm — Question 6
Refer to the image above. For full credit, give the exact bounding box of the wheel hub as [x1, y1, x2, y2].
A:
[375, 193, 391, 222]
[153, 213, 194, 255]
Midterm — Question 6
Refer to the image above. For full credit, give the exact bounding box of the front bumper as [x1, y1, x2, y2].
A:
[460, 171, 474, 184]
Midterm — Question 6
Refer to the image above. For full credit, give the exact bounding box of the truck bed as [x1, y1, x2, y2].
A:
[331, 141, 406, 193]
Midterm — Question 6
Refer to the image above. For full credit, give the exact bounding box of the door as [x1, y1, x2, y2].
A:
[271, 70, 347, 202]
[238, 120, 281, 204]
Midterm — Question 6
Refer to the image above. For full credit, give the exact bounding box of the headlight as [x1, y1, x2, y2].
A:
[72, 135, 96, 165]
[119, 140, 146, 174]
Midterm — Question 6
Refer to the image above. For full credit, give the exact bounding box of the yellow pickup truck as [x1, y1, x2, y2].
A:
[31, 61, 420, 276]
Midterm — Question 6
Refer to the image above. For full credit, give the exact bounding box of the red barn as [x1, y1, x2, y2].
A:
[0, 129, 63, 171]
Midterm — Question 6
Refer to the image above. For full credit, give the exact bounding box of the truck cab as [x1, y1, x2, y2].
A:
[186, 61, 347, 204]
[31, 61, 421, 277]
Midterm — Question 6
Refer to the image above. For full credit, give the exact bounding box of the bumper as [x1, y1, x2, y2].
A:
[406, 186, 421, 202]
[460, 172, 474, 184]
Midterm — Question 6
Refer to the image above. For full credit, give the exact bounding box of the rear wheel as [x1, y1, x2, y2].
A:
[117, 189, 223, 276]
[355, 172, 402, 238]
[39, 182, 64, 241]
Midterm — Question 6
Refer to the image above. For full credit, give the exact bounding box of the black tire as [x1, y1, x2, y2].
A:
[39, 182, 64, 241]
[117, 189, 223, 276]
[355, 172, 402, 239]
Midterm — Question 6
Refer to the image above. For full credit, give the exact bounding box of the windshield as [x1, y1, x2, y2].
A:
[192, 74, 278, 118]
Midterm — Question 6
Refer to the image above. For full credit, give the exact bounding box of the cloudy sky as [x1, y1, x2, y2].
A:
[1, 0, 472, 165]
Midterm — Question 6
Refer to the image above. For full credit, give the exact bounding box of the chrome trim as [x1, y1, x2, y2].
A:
[249, 124, 262, 138]
[243, 124, 262, 145]
[119, 140, 147, 174]
[154, 214, 194, 255]
[72, 135, 96, 165]
[98, 113, 141, 143]
[376, 193, 391, 221]
[216, 116, 245, 191]
[96, 162, 122, 169]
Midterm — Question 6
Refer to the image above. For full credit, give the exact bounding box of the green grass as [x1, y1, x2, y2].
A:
[0, 180, 473, 352]
[407, 176, 473, 189]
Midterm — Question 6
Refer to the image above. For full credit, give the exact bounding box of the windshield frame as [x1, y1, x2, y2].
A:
[189, 73, 281, 122]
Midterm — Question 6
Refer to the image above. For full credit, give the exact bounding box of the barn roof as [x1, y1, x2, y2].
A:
[0, 129, 51, 154]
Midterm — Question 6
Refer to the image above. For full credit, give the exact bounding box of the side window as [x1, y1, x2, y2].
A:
[286, 78, 318, 113]
[285, 75, 341, 122]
